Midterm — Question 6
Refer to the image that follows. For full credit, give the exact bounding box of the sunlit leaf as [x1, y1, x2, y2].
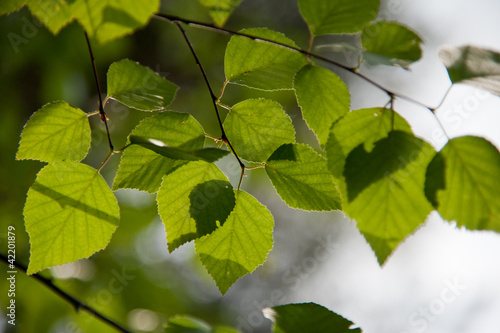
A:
[1, 0, 26, 15]
[294, 64, 350, 145]
[344, 131, 435, 264]
[197, 0, 242, 27]
[225, 28, 307, 91]
[440, 45, 500, 95]
[195, 190, 274, 294]
[24, 161, 119, 274]
[266, 143, 341, 211]
[16, 101, 91, 163]
[362, 21, 423, 69]
[71, 0, 160, 44]
[157, 161, 235, 252]
[113, 111, 205, 193]
[425, 136, 500, 231]
[268, 303, 360, 333]
[298, 0, 379, 35]
[107, 59, 178, 111]
[27, 0, 73, 34]
[223, 99, 295, 162]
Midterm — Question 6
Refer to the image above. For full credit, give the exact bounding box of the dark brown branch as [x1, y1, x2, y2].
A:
[0, 253, 132, 333]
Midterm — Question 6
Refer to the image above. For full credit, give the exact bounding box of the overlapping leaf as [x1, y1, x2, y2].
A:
[425, 136, 500, 230]
[223, 99, 295, 162]
[298, 0, 379, 35]
[267, 303, 360, 333]
[16, 101, 91, 163]
[344, 131, 435, 264]
[113, 112, 205, 193]
[166, 315, 239, 333]
[198, 0, 242, 27]
[195, 191, 274, 294]
[1, 0, 26, 15]
[27, 0, 73, 34]
[266, 143, 341, 211]
[107, 59, 178, 111]
[224, 28, 307, 91]
[439, 45, 500, 95]
[157, 161, 235, 251]
[362, 21, 423, 68]
[24, 161, 119, 274]
[294, 64, 350, 145]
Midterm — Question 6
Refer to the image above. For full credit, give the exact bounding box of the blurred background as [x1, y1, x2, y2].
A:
[1, 0, 500, 332]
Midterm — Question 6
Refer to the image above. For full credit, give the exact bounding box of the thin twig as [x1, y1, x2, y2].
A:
[172, 20, 246, 189]
[0, 253, 132, 333]
[84, 31, 114, 151]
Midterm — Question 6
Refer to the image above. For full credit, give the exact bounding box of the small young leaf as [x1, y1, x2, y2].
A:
[1, 0, 26, 15]
[197, 0, 242, 27]
[71, 0, 160, 44]
[425, 136, 500, 230]
[294, 64, 350, 146]
[298, 0, 379, 35]
[267, 303, 360, 333]
[16, 101, 91, 163]
[225, 28, 307, 91]
[266, 144, 341, 211]
[223, 99, 295, 162]
[195, 190, 274, 294]
[362, 21, 423, 69]
[113, 111, 205, 193]
[107, 59, 178, 111]
[27, 0, 73, 34]
[344, 131, 435, 264]
[157, 161, 235, 252]
[439, 45, 500, 96]
[24, 161, 119, 274]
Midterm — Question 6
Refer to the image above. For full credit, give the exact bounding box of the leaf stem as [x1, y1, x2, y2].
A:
[0, 253, 132, 333]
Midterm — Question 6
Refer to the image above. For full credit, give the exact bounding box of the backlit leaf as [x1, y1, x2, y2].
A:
[224, 28, 307, 91]
[1, 0, 26, 15]
[157, 161, 235, 252]
[107, 59, 178, 111]
[197, 0, 242, 27]
[425, 136, 500, 230]
[113, 111, 205, 193]
[223, 99, 295, 162]
[362, 21, 422, 69]
[440, 45, 500, 96]
[195, 190, 273, 294]
[298, 0, 379, 35]
[344, 131, 435, 264]
[294, 64, 350, 145]
[16, 101, 91, 163]
[266, 143, 341, 211]
[24, 161, 119, 274]
[27, 0, 73, 34]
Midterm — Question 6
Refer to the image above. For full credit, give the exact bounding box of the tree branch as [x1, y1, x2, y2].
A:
[0, 253, 132, 333]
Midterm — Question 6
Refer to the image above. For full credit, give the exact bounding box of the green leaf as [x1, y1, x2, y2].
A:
[197, 0, 242, 27]
[130, 136, 229, 162]
[24, 161, 119, 274]
[267, 303, 360, 333]
[195, 190, 274, 294]
[113, 111, 205, 193]
[294, 64, 350, 145]
[439, 45, 500, 96]
[70, 0, 160, 44]
[1, 0, 26, 15]
[165, 315, 239, 333]
[425, 136, 500, 231]
[224, 28, 307, 91]
[27, 0, 73, 34]
[344, 131, 435, 264]
[157, 161, 235, 251]
[107, 59, 178, 111]
[223, 99, 295, 162]
[298, 0, 379, 35]
[16, 101, 91, 163]
[362, 21, 423, 69]
[265, 143, 341, 211]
